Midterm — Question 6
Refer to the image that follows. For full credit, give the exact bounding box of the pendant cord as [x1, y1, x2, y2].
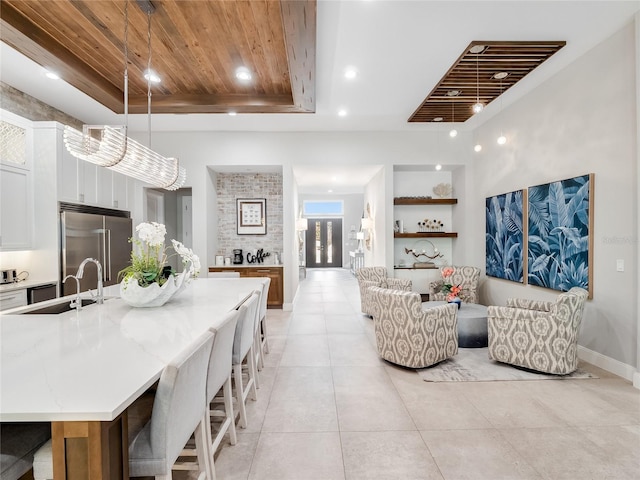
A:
[147, 9, 152, 148]
[123, 0, 128, 133]
[500, 78, 504, 136]
[476, 54, 479, 105]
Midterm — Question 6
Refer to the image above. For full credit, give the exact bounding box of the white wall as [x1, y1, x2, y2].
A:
[635, 12, 640, 388]
[139, 130, 472, 307]
[364, 166, 389, 268]
[129, 22, 638, 376]
[470, 22, 638, 371]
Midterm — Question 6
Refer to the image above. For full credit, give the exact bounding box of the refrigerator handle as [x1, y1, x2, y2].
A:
[105, 229, 112, 282]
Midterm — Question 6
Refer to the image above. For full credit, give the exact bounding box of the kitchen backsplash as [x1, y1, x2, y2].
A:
[216, 172, 283, 262]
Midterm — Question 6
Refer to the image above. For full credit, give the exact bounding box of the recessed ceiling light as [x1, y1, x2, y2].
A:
[45, 70, 60, 80]
[344, 67, 358, 79]
[143, 69, 161, 83]
[328, 189, 333, 193]
[474, 144, 482, 152]
[469, 44, 486, 54]
[235, 66, 252, 81]
[228, 111, 237, 116]
[449, 129, 458, 138]
[497, 135, 507, 145]
[338, 109, 348, 117]
[445, 90, 461, 97]
[433, 117, 444, 122]
[493, 72, 509, 80]
[435, 164, 442, 171]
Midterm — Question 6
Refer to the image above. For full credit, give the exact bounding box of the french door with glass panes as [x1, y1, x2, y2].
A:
[305, 218, 343, 268]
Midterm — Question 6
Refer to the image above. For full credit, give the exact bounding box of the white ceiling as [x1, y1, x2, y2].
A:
[1, 0, 639, 192]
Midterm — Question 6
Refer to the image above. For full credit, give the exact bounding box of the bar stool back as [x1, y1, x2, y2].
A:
[232, 292, 260, 429]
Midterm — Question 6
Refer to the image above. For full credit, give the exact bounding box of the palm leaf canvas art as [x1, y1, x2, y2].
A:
[527, 174, 594, 296]
[486, 190, 525, 283]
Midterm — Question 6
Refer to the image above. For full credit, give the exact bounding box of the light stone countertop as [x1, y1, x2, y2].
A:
[0, 277, 266, 422]
[0, 279, 57, 294]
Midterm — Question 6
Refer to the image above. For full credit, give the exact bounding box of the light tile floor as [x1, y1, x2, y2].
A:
[211, 268, 640, 480]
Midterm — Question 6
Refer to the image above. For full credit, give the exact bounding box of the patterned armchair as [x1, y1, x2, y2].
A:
[487, 287, 589, 374]
[429, 266, 480, 303]
[356, 267, 412, 316]
[369, 286, 458, 368]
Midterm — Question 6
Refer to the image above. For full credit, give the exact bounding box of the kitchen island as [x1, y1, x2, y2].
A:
[0, 277, 266, 480]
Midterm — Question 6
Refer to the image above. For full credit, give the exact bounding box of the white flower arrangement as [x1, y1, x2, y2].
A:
[171, 239, 201, 277]
[119, 222, 200, 287]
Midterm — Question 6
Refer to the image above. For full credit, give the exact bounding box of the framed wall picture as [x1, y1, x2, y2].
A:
[527, 173, 594, 297]
[237, 198, 267, 235]
[485, 189, 526, 283]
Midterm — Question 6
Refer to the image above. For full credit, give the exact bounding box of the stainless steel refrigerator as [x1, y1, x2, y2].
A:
[60, 209, 132, 296]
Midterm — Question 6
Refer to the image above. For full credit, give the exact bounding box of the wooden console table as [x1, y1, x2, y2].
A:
[208, 265, 284, 308]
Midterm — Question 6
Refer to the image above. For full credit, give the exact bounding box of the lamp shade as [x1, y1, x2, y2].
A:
[296, 218, 308, 231]
[361, 217, 374, 231]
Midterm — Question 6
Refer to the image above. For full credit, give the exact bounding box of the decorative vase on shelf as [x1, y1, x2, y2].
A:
[447, 297, 462, 309]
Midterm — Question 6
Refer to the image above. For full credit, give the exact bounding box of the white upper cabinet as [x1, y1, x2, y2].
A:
[58, 145, 80, 203]
[78, 159, 98, 205]
[112, 172, 129, 210]
[0, 111, 33, 250]
[54, 125, 130, 211]
[0, 164, 31, 249]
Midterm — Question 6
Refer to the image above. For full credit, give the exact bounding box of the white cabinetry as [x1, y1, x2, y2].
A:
[80, 160, 98, 205]
[0, 111, 33, 250]
[0, 288, 28, 311]
[55, 125, 130, 210]
[58, 146, 80, 203]
[0, 165, 31, 249]
[112, 173, 129, 209]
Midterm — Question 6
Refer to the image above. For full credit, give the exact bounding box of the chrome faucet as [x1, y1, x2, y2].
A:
[76, 258, 104, 305]
[63, 275, 82, 311]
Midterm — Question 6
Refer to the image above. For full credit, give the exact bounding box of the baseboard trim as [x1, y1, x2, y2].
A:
[282, 302, 293, 311]
[578, 345, 637, 384]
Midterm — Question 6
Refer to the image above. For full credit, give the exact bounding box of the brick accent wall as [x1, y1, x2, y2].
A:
[216, 172, 283, 262]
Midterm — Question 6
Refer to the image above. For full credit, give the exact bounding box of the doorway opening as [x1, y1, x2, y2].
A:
[305, 218, 343, 268]
[145, 187, 193, 270]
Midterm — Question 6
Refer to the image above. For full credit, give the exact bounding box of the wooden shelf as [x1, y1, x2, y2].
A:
[394, 198, 457, 205]
[394, 232, 458, 238]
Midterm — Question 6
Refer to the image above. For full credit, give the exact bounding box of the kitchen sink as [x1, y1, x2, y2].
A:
[21, 298, 99, 315]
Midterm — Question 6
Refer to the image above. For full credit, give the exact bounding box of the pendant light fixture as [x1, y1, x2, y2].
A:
[63, 0, 186, 191]
[449, 102, 457, 138]
[496, 73, 508, 145]
[471, 45, 484, 114]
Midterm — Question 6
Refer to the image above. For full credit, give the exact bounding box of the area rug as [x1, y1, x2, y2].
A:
[416, 348, 597, 382]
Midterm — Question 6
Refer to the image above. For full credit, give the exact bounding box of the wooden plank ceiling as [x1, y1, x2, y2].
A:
[409, 41, 566, 123]
[0, 0, 316, 114]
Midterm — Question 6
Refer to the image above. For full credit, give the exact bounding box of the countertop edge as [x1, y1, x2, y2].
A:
[0, 279, 57, 293]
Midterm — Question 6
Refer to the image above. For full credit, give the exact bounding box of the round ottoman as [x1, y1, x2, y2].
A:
[422, 301, 488, 348]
